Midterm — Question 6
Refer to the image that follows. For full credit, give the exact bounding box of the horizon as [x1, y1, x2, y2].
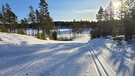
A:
[0, 0, 110, 21]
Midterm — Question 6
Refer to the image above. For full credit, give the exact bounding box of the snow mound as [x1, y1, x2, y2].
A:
[0, 32, 42, 48]
[0, 32, 90, 48]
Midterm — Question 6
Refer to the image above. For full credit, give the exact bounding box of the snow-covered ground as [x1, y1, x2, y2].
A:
[0, 32, 135, 76]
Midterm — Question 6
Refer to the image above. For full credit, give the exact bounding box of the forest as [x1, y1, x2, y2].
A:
[0, 0, 135, 42]
[91, 0, 135, 42]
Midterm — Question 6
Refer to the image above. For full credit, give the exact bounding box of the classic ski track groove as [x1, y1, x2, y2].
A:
[4, 45, 81, 76]
[89, 51, 107, 76]
[4, 46, 62, 76]
[89, 50, 116, 76]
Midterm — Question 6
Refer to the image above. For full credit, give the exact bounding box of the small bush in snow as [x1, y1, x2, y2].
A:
[41, 33, 46, 40]
[114, 37, 123, 45]
[1, 25, 8, 33]
[57, 37, 73, 41]
[36, 33, 46, 40]
[36, 33, 40, 39]
[17, 29, 25, 35]
[49, 36, 54, 40]
[0, 38, 2, 41]
[50, 31, 57, 40]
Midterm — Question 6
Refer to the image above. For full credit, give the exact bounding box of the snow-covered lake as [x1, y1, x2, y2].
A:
[21, 28, 72, 36]
[22, 28, 90, 35]
[21, 28, 90, 40]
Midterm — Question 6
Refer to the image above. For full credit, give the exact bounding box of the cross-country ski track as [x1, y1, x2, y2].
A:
[0, 40, 115, 76]
[0, 33, 134, 76]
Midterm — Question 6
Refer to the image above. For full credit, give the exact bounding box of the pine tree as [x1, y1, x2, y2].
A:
[0, 13, 3, 23]
[1, 4, 6, 25]
[20, 18, 29, 28]
[124, 0, 135, 41]
[9, 10, 17, 33]
[39, 0, 48, 35]
[38, 0, 54, 36]
[96, 7, 104, 21]
[28, 5, 36, 36]
[28, 6, 36, 24]
[1, 3, 17, 33]
[35, 9, 40, 34]
[96, 7, 105, 37]
[108, 1, 114, 21]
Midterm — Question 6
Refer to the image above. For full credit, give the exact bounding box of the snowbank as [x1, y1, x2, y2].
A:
[0, 32, 42, 48]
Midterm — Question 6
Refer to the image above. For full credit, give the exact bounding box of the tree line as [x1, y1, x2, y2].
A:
[0, 0, 54, 40]
[0, 0, 97, 40]
[91, 0, 135, 42]
[2, 0, 134, 42]
[0, 0, 96, 40]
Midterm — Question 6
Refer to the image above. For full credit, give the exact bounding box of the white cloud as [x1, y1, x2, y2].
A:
[72, 9, 97, 14]
[51, 9, 98, 21]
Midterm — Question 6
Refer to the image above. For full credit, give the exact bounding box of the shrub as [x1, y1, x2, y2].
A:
[113, 37, 123, 45]
[49, 35, 54, 40]
[36, 33, 46, 40]
[41, 33, 46, 40]
[49, 31, 57, 40]
[0, 38, 2, 41]
[91, 29, 101, 39]
[57, 37, 73, 41]
[17, 29, 25, 35]
[36, 33, 40, 39]
[52, 31, 57, 40]
[1, 25, 8, 32]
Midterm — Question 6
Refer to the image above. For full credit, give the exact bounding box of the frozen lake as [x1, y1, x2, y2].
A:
[20, 28, 90, 40]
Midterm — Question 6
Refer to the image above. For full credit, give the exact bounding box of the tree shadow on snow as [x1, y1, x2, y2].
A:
[133, 65, 135, 76]
[89, 38, 133, 76]
[109, 45, 131, 76]
[39, 43, 101, 76]
[130, 42, 135, 60]
[0, 41, 85, 76]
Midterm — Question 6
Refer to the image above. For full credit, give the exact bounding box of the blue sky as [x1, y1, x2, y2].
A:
[0, 0, 110, 21]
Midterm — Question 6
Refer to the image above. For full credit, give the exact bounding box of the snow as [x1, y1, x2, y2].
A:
[0, 32, 135, 76]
